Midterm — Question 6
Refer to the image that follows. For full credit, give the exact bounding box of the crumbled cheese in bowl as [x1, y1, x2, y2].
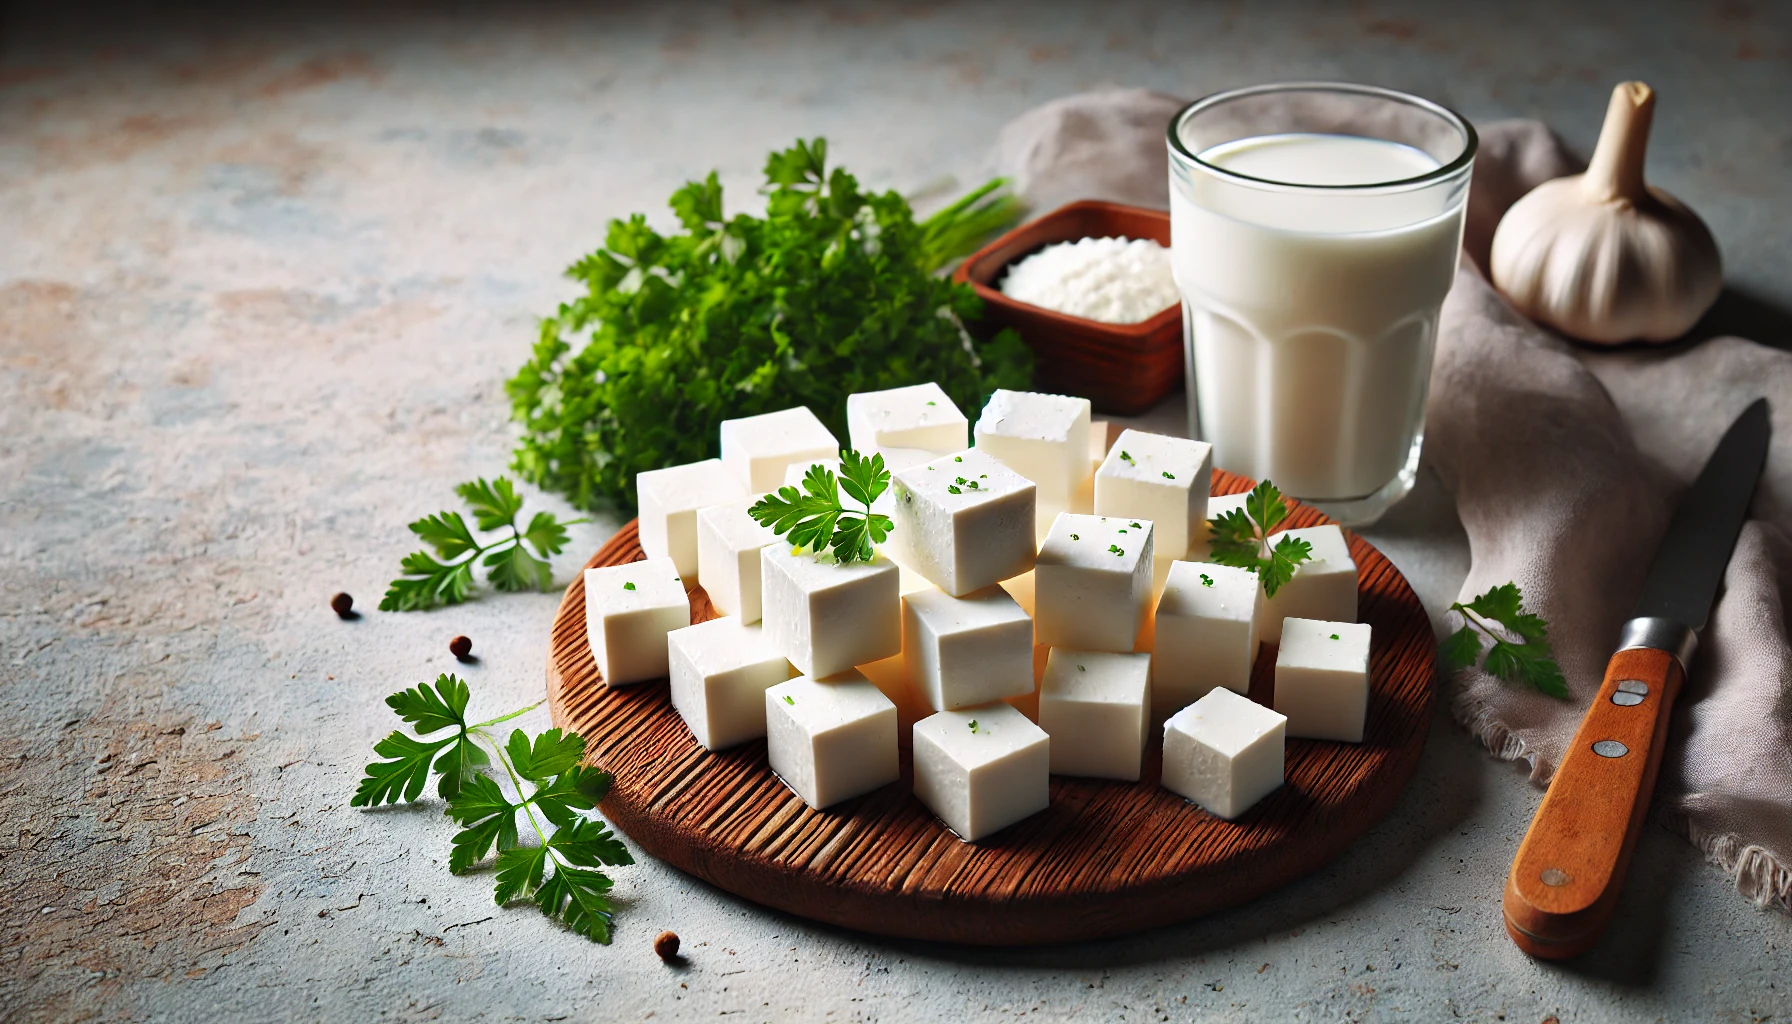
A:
[997, 236, 1179, 324]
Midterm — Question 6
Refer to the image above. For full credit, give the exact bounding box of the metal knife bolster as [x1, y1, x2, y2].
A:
[1615, 616, 1698, 674]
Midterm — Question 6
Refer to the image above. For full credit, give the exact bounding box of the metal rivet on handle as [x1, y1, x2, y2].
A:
[1593, 740, 1629, 758]
[1612, 692, 1645, 706]
[1616, 679, 1649, 696]
[1540, 868, 1570, 887]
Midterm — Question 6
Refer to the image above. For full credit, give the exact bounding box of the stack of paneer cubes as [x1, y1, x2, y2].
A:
[584, 383, 1372, 841]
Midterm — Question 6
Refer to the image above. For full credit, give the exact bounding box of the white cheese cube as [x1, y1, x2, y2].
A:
[912, 703, 1049, 841]
[1274, 618, 1371, 742]
[1034, 513, 1153, 652]
[719, 406, 839, 492]
[760, 545, 900, 677]
[637, 459, 747, 578]
[1088, 420, 1116, 469]
[765, 670, 899, 809]
[902, 586, 1034, 712]
[1153, 560, 1263, 716]
[877, 447, 935, 474]
[888, 449, 1036, 596]
[1037, 649, 1151, 781]
[855, 651, 933, 744]
[695, 497, 779, 623]
[1094, 429, 1213, 562]
[846, 382, 968, 454]
[668, 617, 794, 750]
[782, 459, 895, 519]
[1162, 687, 1286, 820]
[1261, 525, 1358, 643]
[583, 558, 689, 685]
[973, 389, 1092, 507]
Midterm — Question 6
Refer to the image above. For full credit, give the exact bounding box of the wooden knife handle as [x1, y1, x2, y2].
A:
[1503, 645, 1685, 959]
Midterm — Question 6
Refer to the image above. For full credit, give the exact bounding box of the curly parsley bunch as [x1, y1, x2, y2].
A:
[507, 139, 1032, 513]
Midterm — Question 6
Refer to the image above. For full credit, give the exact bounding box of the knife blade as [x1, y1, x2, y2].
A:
[1503, 397, 1770, 960]
[1629, 397, 1772, 636]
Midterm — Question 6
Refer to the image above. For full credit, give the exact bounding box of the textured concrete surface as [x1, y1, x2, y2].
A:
[3, 2, 1790, 1021]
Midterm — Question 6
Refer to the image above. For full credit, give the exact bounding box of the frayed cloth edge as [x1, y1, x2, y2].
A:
[1662, 811, 1792, 914]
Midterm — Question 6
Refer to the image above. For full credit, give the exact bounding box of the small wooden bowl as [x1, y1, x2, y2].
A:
[953, 200, 1182, 415]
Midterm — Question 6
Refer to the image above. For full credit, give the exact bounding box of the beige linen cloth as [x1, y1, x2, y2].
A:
[994, 88, 1792, 910]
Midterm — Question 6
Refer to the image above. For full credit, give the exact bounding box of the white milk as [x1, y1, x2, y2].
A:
[1170, 132, 1466, 501]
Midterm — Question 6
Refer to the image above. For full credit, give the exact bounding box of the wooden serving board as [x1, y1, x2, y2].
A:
[547, 470, 1435, 945]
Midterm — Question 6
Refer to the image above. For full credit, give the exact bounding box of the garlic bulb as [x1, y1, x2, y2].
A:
[1491, 82, 1722, 344]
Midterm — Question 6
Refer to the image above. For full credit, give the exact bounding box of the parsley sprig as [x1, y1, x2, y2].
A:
[351, 675, 633, 942]
[1207, 481, 1313, 598]
[506, 139, 1031, 514]
[382, 477, 588, 611]
[748, 449, 892, 563]
[1441, 583, 1568, 698]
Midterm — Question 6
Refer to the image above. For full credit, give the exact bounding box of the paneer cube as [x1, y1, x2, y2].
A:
[696, 497, 779, 623]
[765, 670, 899, 809]
[1037, 649, 1152, 781]
[1162, 687, 1286, 820]
[902, 586, 1034, 712]
[1273, 618, 1371, 743]
[760, 545, 900, 677]
[668, 617, 794, 750]
[846, 382, 968, 454]
[973, 389, 1092, 507]
[1094, 429, 1213, 561]
[1261, 525, 1358, 643]
[637, 459, 747, 578]
[912, 703, 1050, 841]
[888, 449, 1036, 596]
[1034, 513, 1153, 652]
[1153, 560, 1263, 716]
[719, 406, 839, 492]
[583, 557, 689, 685]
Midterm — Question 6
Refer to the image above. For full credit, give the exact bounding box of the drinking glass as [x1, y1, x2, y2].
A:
[1167, 83, 1476, 526]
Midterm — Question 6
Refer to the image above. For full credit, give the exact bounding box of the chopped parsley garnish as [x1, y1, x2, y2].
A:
[1199, 573, 1214, 587]
[783, 695, 795, 705]
[623, 582, 635, 591]
[1163, 471, 1175, 480]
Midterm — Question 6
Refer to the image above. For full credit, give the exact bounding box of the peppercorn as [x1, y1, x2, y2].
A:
[449, 635, 473, 662]
[330, 593, 355, 619]
[653, 930, 680, 961]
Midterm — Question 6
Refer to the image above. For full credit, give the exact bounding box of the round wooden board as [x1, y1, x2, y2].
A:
[547, 470, 1435, 945]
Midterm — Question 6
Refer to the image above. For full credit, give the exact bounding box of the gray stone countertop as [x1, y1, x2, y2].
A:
[2, 2, 1788, 1020]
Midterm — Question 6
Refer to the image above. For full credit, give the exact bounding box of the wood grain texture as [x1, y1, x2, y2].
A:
[1504, 646, 1685, 959]
[547, 470, 1435, 945]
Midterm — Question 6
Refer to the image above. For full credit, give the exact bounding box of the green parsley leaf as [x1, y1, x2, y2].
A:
[1199, 573, 1214, 587]
[750, 450, 892, 563]
[1444, 582, 1567, 698]
[1206, 480, 1312, 598]
[1163, 471, 1175, 479]
[782, 694, 795, 705]
[506, 727, 587, 781]
[383, 478, 587, 612]
[353, 675, 486, 804]
[623, 582, 635, 591]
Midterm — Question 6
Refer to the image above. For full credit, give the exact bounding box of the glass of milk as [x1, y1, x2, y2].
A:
[1167, 83, 1476, 526]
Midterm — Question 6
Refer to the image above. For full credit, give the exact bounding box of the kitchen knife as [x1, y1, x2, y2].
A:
[1503, 397, 1770, 959]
